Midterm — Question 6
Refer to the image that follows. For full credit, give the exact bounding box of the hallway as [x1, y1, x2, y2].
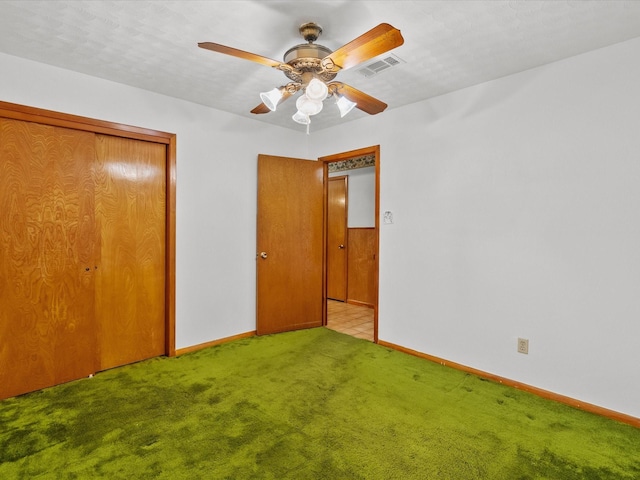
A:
[326, 300, 374, 341]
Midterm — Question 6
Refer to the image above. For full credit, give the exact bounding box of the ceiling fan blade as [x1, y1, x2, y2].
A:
[250, 88, 294, 114]
[250, 103, 272, 115]
[329, 82, 387, 115]
[198, 42, 283, 68]
[324, 23, 404, 72]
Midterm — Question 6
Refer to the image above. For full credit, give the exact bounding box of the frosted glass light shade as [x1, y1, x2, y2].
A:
[292, 110, 310, 125]
[296, 94, 323, 116]
[336, 95, 357, 117]
[259, 87, 283, 111]
[305, 78, 328, 101]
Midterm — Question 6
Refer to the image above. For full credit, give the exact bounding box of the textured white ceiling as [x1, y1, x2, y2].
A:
[1, 1, 640, 132]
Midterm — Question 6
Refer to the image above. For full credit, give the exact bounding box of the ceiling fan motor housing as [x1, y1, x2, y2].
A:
[283, 44, 336, 83]
[283, 22, 337, 84]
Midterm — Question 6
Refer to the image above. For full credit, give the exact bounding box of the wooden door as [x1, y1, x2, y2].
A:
[256, 154, 324, 335]
[95, 135, 166, 370]
[0, 119, 98, 399]
[347, 228, 377, 306]
[327, 176, 348, 301]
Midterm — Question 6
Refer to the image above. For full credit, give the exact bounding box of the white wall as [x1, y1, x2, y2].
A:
[329, 166, 376, 227]
[311, 37, 640, 419]
[0, 52, 309, 351]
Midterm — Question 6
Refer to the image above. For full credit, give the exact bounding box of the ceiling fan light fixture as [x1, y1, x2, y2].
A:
[200, 22, 404, 130]
[259, 87, 283, 111]
[305, 78, 329, 101]
[296, 94, 323, 116]
[292, 110, 310, 125]
[335, 94, 357, 117]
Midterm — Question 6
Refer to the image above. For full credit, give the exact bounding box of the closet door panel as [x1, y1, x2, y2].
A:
[95, 135, 165, 371]
[0, 119, 97, 399]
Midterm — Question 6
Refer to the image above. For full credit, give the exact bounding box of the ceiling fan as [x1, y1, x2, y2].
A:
[198, 22, 404, 131]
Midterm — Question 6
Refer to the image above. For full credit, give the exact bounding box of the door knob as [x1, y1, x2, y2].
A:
[338, 245, 345, 249]
[259, 252, 268, 259]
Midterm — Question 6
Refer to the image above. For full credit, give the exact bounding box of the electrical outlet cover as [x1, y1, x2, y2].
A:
[517, 338, 529, 354]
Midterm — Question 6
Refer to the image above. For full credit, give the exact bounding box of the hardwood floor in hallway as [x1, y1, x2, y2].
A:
[326, 300, 374, 341]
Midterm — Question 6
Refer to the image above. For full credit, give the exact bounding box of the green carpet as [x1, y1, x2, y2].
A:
[1, 327, 638, 479]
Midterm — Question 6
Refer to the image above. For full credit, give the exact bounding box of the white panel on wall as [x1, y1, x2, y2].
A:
[329, 166, 375, 227]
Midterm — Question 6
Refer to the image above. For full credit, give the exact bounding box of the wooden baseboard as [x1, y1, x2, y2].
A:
[175, 331, 256, 356]
[377, 339, 640, 429]
[346, 299, 374, 308]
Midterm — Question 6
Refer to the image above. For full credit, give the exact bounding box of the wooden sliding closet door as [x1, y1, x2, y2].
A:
[94, 135, 166, 371]
[0, 101, 174, 400]
[0, 119, 98, 398]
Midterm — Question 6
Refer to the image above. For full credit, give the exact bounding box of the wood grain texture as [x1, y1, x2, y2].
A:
[256, 155, 324, 335]
[197, 42, 283, 68]
[165, 136, 177, 357]
[325, 23, 404, 72]
[95, 135, 166, 371]
[175, 331, 256, 356]
[0, 106, 176, 355]
[328, 82, 388, 115]
[0, 119, 98, 399]
[0, 102, 176, 399]
[347, 229, 377, 307]
[327, 176, 347, 301]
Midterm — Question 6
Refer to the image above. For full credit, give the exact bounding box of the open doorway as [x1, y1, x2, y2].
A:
[319, 146, 379, 342]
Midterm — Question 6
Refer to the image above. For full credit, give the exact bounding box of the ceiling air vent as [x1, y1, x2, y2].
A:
[357, 54, 404, 78]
